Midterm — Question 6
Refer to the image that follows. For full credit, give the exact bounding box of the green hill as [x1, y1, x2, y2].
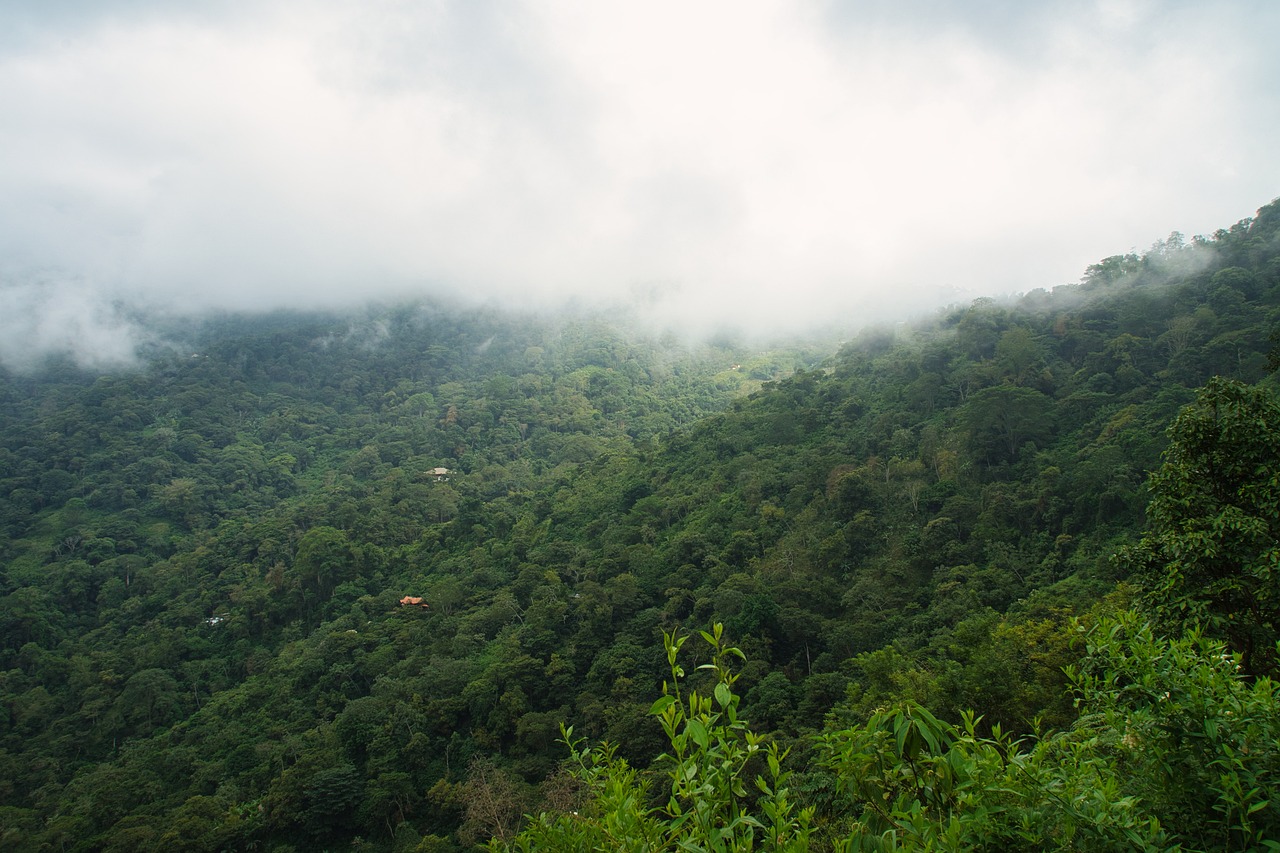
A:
[2, 199, 1279, 850]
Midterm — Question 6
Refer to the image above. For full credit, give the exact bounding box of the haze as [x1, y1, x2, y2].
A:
[2, 0, 1278, 367]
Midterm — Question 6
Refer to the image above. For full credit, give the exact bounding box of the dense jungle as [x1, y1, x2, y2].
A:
[2, 199, 1280, 851]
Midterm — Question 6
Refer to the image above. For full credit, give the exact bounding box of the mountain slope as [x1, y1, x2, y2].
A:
[1, 199, 1278, 850]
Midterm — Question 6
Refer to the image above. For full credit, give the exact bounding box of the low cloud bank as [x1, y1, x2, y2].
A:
[1, 1, 1277, 368]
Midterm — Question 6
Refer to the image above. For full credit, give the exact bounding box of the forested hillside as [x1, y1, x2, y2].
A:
[2, 199, 1279, 851]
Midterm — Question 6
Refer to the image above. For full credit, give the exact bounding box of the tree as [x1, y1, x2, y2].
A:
[460, 758, 528, 847]
[114, 668, 181, 733]
[301, 764, 363, 841]
[293, 526, 358, 601]
[496, 625, 812, 852]
[1120, 378, 1280, 675]
[961, 385, 1054, 465]
[993, 327, 1044, 386]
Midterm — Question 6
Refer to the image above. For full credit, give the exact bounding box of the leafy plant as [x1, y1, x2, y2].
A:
[497, 623, 813, 852]
[1068, 611, 1280, 850]
[817, 698, 1167, 851]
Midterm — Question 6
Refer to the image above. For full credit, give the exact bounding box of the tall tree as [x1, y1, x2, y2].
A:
[961, 385, 1055, 465]
[1120, 378, 1280, 675]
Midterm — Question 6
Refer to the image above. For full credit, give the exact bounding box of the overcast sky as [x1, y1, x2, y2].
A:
[1, 0, 1278, 366]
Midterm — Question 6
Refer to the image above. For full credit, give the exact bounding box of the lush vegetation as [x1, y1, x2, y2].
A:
[500, 373, 1280, 851]
[1, 199, 1279, 850]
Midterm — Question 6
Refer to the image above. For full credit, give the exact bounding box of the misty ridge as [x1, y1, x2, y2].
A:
[6, 3, 1280, 848]
[1, 191, 1278, 851]
[0, 204, 1257, 376]
[4, 0, 1278, 384]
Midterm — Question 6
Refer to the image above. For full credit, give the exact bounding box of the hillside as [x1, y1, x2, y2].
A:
[1, 199, 1279, 850]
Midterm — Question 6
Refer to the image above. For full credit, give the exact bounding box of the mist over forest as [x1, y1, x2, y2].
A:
[2, 197, 1280, 850]
[3, 1, 1280, 365]
[5, 1, 1280, 850]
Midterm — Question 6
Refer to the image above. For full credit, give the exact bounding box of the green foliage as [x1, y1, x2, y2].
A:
[962, 385, 1056, 465]
[1120, 378, 1280, 675]
[817, 700, 1166, 851]
[2, 198, 1280, 848]
[499, 608, 1280, 851]
[818, 609, 1280, 850]
[497, 624, 813, 852]
[1068, 611, 1280, 849]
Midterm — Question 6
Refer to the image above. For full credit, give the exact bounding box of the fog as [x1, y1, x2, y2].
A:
[2, 0, 1278, 367]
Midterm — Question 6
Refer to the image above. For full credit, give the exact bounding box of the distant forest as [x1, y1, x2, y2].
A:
[2, 199, 1279, 851]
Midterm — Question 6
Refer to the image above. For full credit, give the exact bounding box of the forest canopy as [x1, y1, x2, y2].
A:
[1, 199, 1279, 850]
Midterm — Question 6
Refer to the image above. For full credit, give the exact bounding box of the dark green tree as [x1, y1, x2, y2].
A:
[961, 385, 1055, 465]
[293, 526, 358, 601]
[1120, 377, 1280, 675]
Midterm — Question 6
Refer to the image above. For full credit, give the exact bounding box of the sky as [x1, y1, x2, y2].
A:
[1, 0, 1278, 366]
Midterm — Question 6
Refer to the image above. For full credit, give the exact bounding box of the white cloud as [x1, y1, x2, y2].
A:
[0, 0, 1277, 363]
[0, 277, 146, 370]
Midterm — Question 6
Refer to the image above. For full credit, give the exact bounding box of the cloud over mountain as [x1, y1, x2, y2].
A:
[1, 0, 1277, 363]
